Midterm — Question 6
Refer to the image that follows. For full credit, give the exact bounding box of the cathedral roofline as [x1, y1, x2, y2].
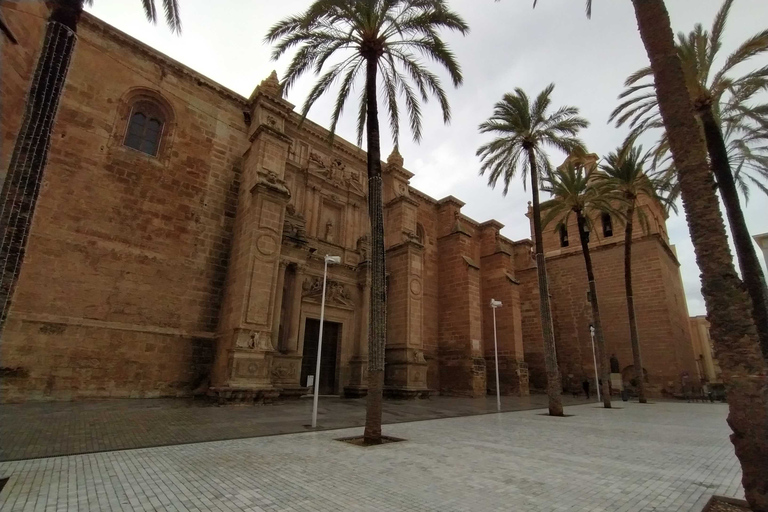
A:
[82, 11, 520, 249]
[81, 13, 248, 107]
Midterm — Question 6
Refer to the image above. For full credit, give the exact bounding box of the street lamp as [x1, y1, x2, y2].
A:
[311, 254, 341, 428]
[589, 324, 601, 403]
[490, 299, 503, 412]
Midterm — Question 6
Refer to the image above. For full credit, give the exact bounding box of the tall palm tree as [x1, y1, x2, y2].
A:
[527, 1, 767, 506]
[476, 84, 588, 417]
[629, 2, 768, 509]
[539, 154, 613, 409]
[609, 0, 768, 358]
[266, 0, 468, 445]
[0, 0, 181, 335]
[596, 140, 674, 405]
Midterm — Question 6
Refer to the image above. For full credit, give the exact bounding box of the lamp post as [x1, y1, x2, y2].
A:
[311, 254, 341, 428]
[589, 324, 600, 403]
[490, 299, 503, 412]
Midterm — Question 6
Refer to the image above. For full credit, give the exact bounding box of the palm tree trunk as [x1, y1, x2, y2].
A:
[699, 106, 768, 361]
[632, 2, 768, 510]
[362, 55, 386, 445]
[0, 0, 82, 337]
[527, 149, 564, 417]
[624, 200, 647, 403]
[576, 212, 611, 408]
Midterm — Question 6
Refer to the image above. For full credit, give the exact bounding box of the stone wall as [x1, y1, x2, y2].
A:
[1, 7, 247, 401]
[1, 4, 698, 402]
[544, 235, 696, 395]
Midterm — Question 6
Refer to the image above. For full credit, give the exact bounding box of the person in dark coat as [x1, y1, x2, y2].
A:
[582, 378, 590, 399]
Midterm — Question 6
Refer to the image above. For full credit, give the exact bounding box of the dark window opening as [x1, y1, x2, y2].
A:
[559, 225, 569, 247]
[602, 213, 613, 237]
[124, 101, 165, 156]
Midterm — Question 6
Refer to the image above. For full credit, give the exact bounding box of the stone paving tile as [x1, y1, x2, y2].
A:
[0, 402, 740, 512]
[0, 394, 592, 461]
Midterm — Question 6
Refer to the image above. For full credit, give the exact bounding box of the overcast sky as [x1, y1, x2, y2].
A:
[86, 0, 768, 316]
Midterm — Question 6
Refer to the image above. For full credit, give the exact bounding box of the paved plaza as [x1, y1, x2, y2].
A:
[0, 394, 589, 462]
[0, 401, 741, 512]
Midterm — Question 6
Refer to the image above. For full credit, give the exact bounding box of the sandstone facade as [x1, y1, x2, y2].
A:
[1, 4, 695, 402]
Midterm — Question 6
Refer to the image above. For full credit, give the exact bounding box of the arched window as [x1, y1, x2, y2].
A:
[559, 225, 569, 248]
[124, 101, 165, 156]
[602, 213, 613, 237]
[416, 223, 425, 245]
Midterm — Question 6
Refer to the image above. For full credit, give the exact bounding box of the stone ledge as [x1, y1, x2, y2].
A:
[7, 313, 216, 339]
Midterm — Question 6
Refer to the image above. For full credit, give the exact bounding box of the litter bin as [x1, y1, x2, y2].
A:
[621, 389, 629, 402]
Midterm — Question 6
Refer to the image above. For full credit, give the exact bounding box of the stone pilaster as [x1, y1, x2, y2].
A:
[283, 263, 306, 353]
[479, 221, 529, 397]
[436, 197, 486, 397]
[382, 151, 428, 398]
[345, 256, 370, 398]
[210, 72, 295, 402]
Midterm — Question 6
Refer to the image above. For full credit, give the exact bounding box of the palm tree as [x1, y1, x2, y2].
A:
[629, 1, 768, 509]
[539, 153, 613, 409]
[609, 0, 768, 358]
[526, 1, 767, 505]
[0, 0, 181, 335]
[266, 0, 468, 444]
[596, 140, 674, 405]
[476, 84, 588, 416]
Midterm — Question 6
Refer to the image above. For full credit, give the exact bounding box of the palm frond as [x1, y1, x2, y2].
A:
[477, 84, 587, 197]
[267, 0, 468, 146]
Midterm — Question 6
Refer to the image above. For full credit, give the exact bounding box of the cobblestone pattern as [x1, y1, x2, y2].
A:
[0, 402, 741, 511]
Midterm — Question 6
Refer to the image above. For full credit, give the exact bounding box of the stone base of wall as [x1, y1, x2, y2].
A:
[0, 316, 213, 403]
[523, 352, 547, 391]
[438, 354, 487, 397]
[383, 386, 430, 399]
[343, 385, 368, 398]
[485, 357, 530, 397]
[207, 386, 281, 404]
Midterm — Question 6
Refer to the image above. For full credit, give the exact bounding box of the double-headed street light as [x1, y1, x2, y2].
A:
[311, 254, 341, 428]
[490, 299, 502, 412]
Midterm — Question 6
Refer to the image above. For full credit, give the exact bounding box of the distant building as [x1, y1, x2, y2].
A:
[0, 3, 697, 402]
[754, 233, 768, 273]
[689, 316, 722, 384]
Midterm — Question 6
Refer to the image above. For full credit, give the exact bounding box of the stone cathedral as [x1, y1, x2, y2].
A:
[0, 4, 697, 403]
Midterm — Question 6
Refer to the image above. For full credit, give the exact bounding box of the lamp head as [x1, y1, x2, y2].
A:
[325, 255, 341, 264]
[589, 324, 595, 334]
[490, 299, 502, 308]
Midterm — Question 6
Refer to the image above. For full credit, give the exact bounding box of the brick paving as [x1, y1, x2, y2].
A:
[0, 394, 591, 462]
[0, 402, 741, 511]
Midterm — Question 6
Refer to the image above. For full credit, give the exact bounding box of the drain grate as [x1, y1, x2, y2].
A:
[0, 477, 9, 494]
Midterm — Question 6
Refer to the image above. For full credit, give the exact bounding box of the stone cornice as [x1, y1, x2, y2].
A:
[80, 13, 248, 107]
[385, 194, 420, 209]
[249, 124, 292, 145]
[409, 188, 438, 205]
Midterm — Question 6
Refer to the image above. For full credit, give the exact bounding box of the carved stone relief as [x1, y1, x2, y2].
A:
[271, 360, 299, 381]
[320, 202, 343, 244]
[235, 330, 272, 351]
[357, 235, 370, 262]
[283, 203, 308, 245]
[308, 150, 364, 194]
[302, 277, 354, 307]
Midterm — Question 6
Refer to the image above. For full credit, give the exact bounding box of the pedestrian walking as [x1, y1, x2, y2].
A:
[582, 378, 590, 400]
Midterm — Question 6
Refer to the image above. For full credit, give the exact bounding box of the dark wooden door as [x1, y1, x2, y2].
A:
[300, 319, 340, 394]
